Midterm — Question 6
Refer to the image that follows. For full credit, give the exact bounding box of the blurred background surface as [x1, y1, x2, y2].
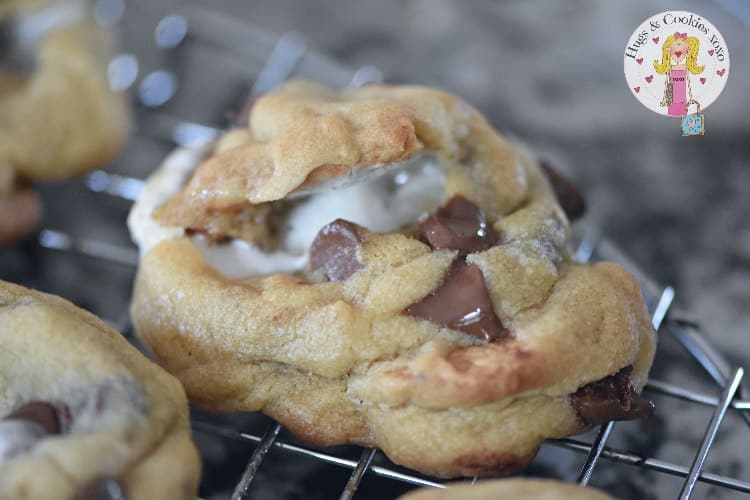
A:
[2, 1, 749, 499]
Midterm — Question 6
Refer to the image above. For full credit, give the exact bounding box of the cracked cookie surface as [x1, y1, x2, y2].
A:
[129, 80, 655, 478]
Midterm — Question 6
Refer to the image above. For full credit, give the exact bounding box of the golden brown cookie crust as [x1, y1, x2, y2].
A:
[0, 2, 129, 180]
[398, 479, 614, 500]
[130, 80, 656, 478]
[0, 281, 200, 499]
[155, 81, 527, 245]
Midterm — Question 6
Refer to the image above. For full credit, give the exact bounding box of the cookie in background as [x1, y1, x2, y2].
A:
[398, 479, 614, 500]
[0, 280, 200, 500]
[0, 0, 130, 244]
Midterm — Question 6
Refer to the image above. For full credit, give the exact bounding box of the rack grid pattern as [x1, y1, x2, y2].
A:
[18, 5, 750, 499]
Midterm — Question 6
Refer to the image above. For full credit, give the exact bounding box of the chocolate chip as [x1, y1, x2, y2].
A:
[309, 219, 364, 281]
[540, 161, 586, 221]
[570, 366, 655, 426]
[406, 260, 509, 342]
[5, 402, 61, 435]
[419, 196, 499, 256]
[75, 478, 126, 500]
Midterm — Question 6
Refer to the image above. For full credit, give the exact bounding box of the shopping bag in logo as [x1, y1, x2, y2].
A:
[681, 100, 704, 136]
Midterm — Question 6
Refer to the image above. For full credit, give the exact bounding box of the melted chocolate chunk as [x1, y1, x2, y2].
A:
[406, 196, 507, 341]
[75, 478, 126, 500]
[5, 402, 61, 435]
[406, 261, 509, 342]
[570, 366, 655, 426]
[540, 161, 586, 221]
[309, 219, 364, 281]
[420, 195, 499, 256]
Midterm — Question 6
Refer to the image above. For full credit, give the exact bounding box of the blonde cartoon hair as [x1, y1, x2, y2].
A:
[654, 34, 705, 74]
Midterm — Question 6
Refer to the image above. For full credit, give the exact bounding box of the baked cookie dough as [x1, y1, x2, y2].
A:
[398, 479, 614, 500]
[0, 280, 200, 499]
[129, 80, 655, 478]
[0, 0, 130, 243]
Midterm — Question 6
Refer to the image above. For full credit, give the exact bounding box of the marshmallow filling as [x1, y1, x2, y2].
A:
[129, 147, 446, 279]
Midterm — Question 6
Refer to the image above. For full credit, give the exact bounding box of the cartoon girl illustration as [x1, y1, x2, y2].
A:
[654, 32, 705, 116]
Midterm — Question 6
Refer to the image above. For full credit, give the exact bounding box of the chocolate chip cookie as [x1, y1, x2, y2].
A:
[0, 280, 200, 499]
[129, 80, 655, 478]
[0, 0, 130, 244]
[398, 479, 614, 500]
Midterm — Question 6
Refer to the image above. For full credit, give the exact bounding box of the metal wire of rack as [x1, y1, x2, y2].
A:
[11, 4, 750, 499]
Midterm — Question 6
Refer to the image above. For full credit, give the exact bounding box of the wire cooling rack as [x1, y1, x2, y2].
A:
[8, 3, 750, 499]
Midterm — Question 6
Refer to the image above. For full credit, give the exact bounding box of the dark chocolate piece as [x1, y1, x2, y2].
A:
[570, 366, 654, 426]
[75, 478, 126, 500]
[420, 195, 499, 256]
[406, 260, 509, 342]
[5, 402, 61, 435]
[309, 219, 364, 281]
[540, 161, 586, 221]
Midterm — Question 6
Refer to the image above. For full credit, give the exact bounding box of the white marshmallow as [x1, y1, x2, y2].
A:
[128, 148, 446, 278]
[0, 420, 46, 463]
